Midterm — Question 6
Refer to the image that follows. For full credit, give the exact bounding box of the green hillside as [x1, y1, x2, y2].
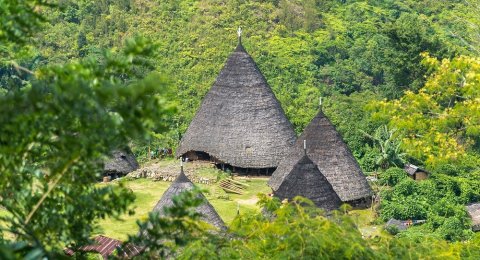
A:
[9, 0, 479, 165]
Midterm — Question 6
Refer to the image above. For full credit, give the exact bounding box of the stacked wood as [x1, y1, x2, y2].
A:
[218, 179, 248, 194]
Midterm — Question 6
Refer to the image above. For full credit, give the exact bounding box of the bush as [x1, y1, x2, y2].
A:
[379, 172, 477, 241]
[433, 155, 480, 177]
[434, 163, 459, 176]
[394, 178, 418, 196]
[379, 167, 408, 186]
[360, 146, 380, 172]
[435, 217, 473, 241]
[380, 197, 428, 221]
[385, 225, 400, 235]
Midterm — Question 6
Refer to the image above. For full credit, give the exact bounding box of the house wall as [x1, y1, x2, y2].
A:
[415, 172, 428, 180]
[184, 151, 200, 160]
[347, 197, 373, 209]
[184, 151, 212, 161]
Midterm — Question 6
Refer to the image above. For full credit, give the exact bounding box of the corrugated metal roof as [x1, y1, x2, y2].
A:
[65, 235, 142, 259]
[404, 163, 429, 176]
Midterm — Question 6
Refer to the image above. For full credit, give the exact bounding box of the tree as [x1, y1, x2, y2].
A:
[178, 195, 379, 259]
[369, 54, 480, 168]
[0, 1, 176, 257]
[362, 125, 407, 169]
[0, 0, 50, 45]
[139, 192, 480, 258]
[128, 188, 217, 259]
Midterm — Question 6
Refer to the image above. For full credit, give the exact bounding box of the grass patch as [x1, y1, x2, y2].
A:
[1, 160, 381, 242]
[199, 178, 271, 224]
[95, 172, 271, 240]
[94, 179, 171, 240]
[349, 208, 390, 238]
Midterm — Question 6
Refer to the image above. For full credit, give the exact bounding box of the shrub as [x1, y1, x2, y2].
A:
[360, 146, 380, 172]
[385, 225, 400, 235]
[379, 167, 407, 186]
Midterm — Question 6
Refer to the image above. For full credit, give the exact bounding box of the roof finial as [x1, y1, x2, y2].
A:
[319, 96, 323, 111]
[303, 140, 307, 155]
[237, 27, 242, 44]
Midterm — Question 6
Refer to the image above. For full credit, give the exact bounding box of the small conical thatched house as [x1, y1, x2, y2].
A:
[269, 110, 372, 204]
[104, 148, 139, 177]
[274, 154, 342, 210]
[176, 41, 296, 170]
[153, 168, 226, 230]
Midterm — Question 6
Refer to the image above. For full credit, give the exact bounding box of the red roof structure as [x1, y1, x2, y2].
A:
[64, 235, 142, 259]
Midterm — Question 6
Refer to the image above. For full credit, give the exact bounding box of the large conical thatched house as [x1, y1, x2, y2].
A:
[273, 154, 342, 210]
[176, 39, 296, 170]
[269, 110, 372, 204]
[153, 168, 226, 230]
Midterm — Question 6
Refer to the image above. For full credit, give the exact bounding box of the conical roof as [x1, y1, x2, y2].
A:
[269, 111, 372, 202]
[176, 42, 296, 168]
[274, 155, 342, 210]
[153, 168, 226, 230]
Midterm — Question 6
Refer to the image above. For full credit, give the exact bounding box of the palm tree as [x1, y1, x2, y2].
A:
[362, 125, 407, 169]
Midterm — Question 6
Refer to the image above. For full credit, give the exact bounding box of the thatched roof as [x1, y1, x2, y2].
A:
[466, 203, 480, 231]
[153, 168, 226, 230]
[104, 148, 139, 176]
[274, 155, 342, 210]
[176, 42, 296, 168]
[268, 110, 372, 202]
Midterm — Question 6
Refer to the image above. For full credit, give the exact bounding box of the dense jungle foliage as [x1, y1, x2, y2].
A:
[1, 0, 479, 258]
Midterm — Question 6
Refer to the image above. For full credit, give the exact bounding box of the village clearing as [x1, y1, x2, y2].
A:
[93, 159, 386, 240]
